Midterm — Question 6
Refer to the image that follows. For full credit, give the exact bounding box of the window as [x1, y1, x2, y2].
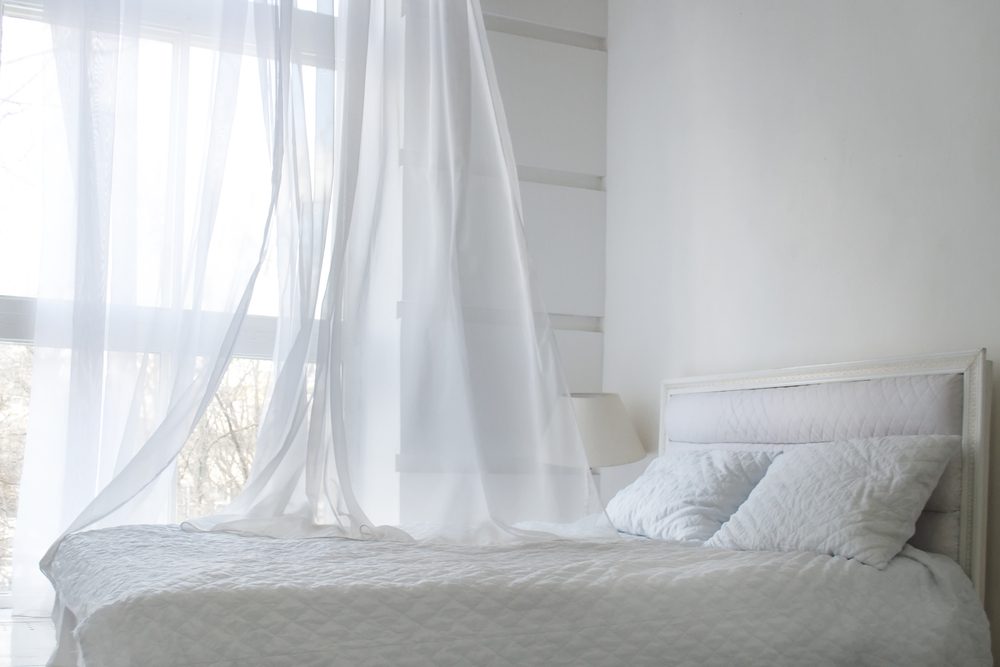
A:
[0, 0, 334, 596]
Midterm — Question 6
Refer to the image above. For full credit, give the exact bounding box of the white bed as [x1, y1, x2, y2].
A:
[660, 348, 991, 596]
[45, 350, 993, 666]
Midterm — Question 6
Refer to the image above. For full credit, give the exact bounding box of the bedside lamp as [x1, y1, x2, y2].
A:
[571, 393, 646, 469]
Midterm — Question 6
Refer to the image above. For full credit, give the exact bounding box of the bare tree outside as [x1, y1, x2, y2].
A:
[0, 348, 271, 590]
[0, 344, 31, 591]
[176, 358, 270, 521]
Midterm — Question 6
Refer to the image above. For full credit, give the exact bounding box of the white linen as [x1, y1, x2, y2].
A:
[707, 435, 956, 567]
[47, 525, 990, 667]
[605, 449, 775, 541]
[671, 439, 964, 561]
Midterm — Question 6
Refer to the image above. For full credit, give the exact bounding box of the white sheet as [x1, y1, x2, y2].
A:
[47, 525, 991, 667]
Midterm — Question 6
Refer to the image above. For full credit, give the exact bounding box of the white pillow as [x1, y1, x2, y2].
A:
[605, 448, 776, 542]
[705, 435, 956, 568]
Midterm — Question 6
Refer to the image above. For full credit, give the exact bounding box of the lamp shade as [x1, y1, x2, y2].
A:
[571, 393, 646, 468]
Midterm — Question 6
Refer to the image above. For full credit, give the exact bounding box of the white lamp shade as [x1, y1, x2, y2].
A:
[571, 393, 646, 468]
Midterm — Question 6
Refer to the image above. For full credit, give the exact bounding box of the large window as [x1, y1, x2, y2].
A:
[0, 0, 334, 596]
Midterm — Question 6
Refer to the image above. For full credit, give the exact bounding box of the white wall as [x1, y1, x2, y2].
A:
[482, 0, 608, 394]
[604, 0, 1000, 649]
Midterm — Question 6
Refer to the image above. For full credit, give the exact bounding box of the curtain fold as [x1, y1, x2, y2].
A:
[186, 0, 612, 543]
[7, 0, 614, 615]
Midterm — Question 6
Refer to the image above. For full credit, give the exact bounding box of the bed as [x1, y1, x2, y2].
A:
[45, 350, 993, 666]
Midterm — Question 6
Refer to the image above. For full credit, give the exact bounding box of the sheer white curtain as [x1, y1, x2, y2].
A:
[11, 0, 274, 614]
[7, 0, 612, 615]
[187, 0, 611, 543]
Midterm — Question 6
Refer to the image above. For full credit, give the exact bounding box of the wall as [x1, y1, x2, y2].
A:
[482, 0, 607, 394]
[603, 0, 1000, 648]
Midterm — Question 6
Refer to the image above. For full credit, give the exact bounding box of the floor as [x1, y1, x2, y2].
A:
[0, 613, 54, 667]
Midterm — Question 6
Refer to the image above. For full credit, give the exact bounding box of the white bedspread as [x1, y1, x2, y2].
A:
[46, 525, 991, 667]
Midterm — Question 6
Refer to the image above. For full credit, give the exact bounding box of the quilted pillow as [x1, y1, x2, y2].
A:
[605, 448, 776, 542]
[706, 435, 957, 568]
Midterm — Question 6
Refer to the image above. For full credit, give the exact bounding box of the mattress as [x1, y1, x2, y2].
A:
[46, 525, 991, 667]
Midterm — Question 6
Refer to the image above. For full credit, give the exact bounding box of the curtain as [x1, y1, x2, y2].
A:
[7, 0, 613, 615]
[11, 0, 274, 614]
[185, 0, 610, 543]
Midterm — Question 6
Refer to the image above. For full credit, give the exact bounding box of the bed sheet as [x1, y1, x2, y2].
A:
[46, 525, 991, 666]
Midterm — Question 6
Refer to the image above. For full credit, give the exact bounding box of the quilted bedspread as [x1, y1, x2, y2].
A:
[46, 525, 990, 667]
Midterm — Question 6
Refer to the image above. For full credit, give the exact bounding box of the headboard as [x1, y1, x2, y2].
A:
[659, 350, 992, 601]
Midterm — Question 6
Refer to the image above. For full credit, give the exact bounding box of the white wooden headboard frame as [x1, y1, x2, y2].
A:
[660, 349, 992, 601]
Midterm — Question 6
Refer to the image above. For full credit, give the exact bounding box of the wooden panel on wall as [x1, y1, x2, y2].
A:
[554, 330, 603, 393]
[487, 32, 606, 177]
[520, 182, 605, 317]
[482, 0, 608, 394]
[482, 0, 607, 37]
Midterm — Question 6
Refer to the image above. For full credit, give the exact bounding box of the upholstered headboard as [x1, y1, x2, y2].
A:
[660, 350, 992, 601]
